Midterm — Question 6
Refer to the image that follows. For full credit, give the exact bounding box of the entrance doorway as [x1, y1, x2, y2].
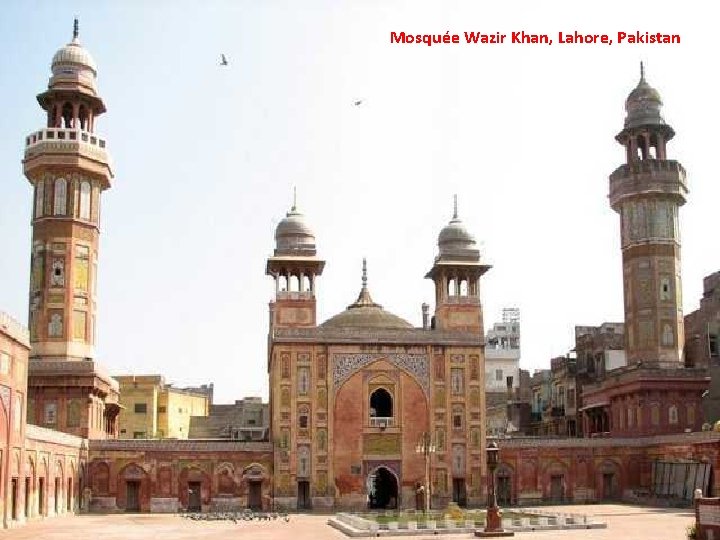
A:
[368, 467, 398, 509]
[67, 477, 73, 511]
[125, 481, 140, 512]
[497, 475, 511, 505]
[11, 478, 18, 520]
[452, 478, 467, 507]
[54, 478, 60, 514]
[25, 477, 31, 518]
[248, 481, 262, 510]
[297, 480, 311, 510]
[38, 478, 45, 516]
[602, 473, 617, 500]
[550, 475, 564, 502]
[188, 481, 202, 511]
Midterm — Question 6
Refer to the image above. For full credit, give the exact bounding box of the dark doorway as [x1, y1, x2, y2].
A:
[25, 477, 31, 518]
[248, 480, 262, 510]
[452, 478, 467, 507]
[550, 475, 564, 502]
[497, 475, 512, 505]
[38, 478, 45, 515]
[297, 480, 311, 510]
[11, 478, 18, 520]
[602, 473, 617, 500]
[188, 481, 202, 511]
[54, 478, 60, 513]
[369, 389, 393, 418]
[67, 477, 73, 511]
[368, 467, 398, 509]
[125, 481, 140, 512]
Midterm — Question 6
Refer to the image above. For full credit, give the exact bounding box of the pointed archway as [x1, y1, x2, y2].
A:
[368, 467, 398, 509]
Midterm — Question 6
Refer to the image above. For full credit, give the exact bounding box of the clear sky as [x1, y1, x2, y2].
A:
[0, 1, 716, 404]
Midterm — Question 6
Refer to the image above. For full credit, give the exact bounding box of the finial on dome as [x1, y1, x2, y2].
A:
[362, 257, 368, 288]
[640, 61, 645, 82]
[453, 194, 458, 220]
[291, 186, 297, 212]
[73, 18, 79, 41]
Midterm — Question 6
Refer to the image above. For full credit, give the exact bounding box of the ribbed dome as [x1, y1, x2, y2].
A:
[275, 204, 316, 254]
[438, 197, 477, 256]
[320, 259, 413, 330]
[52, 39, 97, 75]
[624, 64, 665, 129]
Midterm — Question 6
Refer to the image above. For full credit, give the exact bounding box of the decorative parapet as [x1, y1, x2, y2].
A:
[26, 423, 85, 448]
[89, 439, 273, 452]
[0, 311, 30, 348]
[273, 326, 483, 346]
[28, 359, 119, 392]
[493, 431, 720, 449]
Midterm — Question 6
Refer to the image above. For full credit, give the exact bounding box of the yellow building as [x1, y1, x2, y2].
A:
[115, 375, 211, 439]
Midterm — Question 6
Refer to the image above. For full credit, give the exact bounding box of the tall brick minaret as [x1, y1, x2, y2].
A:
[609, 63, 688, 367]
[22, 20, 119, 438]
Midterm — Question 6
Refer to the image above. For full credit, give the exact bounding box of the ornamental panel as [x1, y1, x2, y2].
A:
[333, 353, 428, 395]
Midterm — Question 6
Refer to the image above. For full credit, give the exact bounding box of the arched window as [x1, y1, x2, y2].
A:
[650, 403, 660, 426]
[79, 181, 91, 220]
[298, 405, 310, 429]
[668, 405, 678, 425]
[35, 180, 44, 218]
[78, 105, 88, 130]
[459, 279, 468, 296]
[53, 178, 67, 215]
[369, 388, 393, 418]
[62, 102, 73, 128]
[289, 275, 299, 292]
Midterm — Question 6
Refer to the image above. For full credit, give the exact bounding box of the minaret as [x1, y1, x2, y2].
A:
[609, 63, 688, 366]
[22, 20, 119, 438]
[266, 192, 325, 330]
[425, 196, 491, 332]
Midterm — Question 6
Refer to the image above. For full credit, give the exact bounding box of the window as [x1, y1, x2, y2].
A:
[133, 431, 146, 439]
[370, 388, 393, 419]
[709, 333, 719, 358]
[134, 403, 147, 414]
[495, 369, 503, 382]
[297, 367, 310, 395]
[158, 406, 166, 413]
[452, 406, 463, 430]
[53, 178, 67, 215]
[651, 404, 660, 426]
[451, 369, 464, 395]
[298, 405, 310, 429]
[668, 405, 678, 425]
[687, 404, 696, 426]
[79, 181, 91, 220]
[0, 352, 9, 375]
[35, 180, 44, 218]
[627, 407, 634, 428]
[44, 402, 57, 425]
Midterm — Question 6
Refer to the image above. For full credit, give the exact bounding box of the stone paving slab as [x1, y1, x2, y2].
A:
[0, 504, 696, 540]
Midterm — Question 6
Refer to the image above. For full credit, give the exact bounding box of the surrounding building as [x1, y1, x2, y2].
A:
[484, 309, 521, 395]
[189, 397, 269, 440]
[685, 271, 720, 370]
[266, 197, 491, 510]
[23, 19, 120, 440]
[115, 375, 212, 439]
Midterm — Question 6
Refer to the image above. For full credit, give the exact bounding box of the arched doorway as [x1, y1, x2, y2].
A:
[368, 467, 398, 509]
[370, 388, 393, 418]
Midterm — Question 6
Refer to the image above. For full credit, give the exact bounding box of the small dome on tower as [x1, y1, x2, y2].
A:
[624, 62, 665, 129]
[438, 196, 477, 256]
[51, 19, 97, 77]
[274, 193, 316, 255]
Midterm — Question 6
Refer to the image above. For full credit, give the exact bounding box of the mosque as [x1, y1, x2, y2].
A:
[2, 21, 720, 528]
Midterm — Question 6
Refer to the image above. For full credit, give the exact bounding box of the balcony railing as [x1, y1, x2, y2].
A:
[25, 128, 107, 150]
[369, 417, 394, 428]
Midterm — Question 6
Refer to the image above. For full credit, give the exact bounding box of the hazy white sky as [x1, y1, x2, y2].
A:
[0, 1, 716, 403]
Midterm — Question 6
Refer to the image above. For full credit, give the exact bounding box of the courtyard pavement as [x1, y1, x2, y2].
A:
[2, 504, 696, 540]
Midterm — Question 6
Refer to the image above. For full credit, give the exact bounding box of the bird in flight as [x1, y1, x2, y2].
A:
[220, 54, 229, 66]
[353, 99, 363, 106]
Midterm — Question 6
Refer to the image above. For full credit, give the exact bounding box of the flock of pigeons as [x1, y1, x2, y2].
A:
[220, 54, 363, 107]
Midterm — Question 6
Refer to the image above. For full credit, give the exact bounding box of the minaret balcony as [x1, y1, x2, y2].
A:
[276, 290, 313, 301]
[609, 159, 687, 208]
[445, 295, 481, 305]
[24, 127, 112, 186]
